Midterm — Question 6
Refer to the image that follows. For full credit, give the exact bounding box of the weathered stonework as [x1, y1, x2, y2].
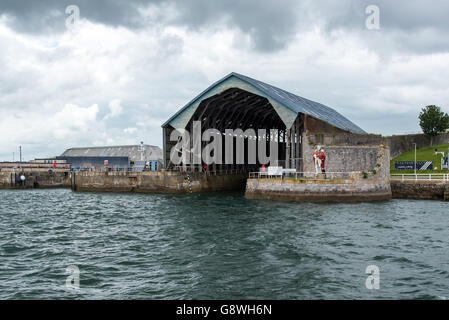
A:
[245, 177, 392, 202]
[71, 171, 248, 193]
[0, 171, 71, 189]
[391, 180, 449, 201]
[385, 132, 449, 159]
[245, 139, 391, 203]
[304, 131, 449, 160]
[302, 130, 390, 174]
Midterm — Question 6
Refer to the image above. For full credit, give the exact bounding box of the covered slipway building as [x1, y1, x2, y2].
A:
[162, 72, 366, 173]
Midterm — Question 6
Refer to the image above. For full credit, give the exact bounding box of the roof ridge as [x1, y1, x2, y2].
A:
[163, 72, 366, 134]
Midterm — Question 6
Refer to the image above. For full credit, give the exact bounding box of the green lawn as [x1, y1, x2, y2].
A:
[390, 143, 449, 174]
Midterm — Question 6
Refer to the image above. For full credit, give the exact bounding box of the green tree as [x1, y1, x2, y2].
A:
[419, 105, 449, 145]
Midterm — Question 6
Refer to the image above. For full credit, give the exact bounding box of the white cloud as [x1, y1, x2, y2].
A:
[104, 99, 123, 119]
[1, 10, 449, 160]
[0, 103, 101, 160]
[124, 127, 138, 134]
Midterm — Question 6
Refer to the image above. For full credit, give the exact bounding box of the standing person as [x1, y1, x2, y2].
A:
[319, 147, 326, 177]
[313, 146, 321, 175]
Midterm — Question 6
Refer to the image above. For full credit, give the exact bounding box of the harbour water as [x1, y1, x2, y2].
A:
[0, 188, 448, 299]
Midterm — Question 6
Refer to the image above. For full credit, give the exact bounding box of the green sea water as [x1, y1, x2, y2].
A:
[0, 188, 448, 299]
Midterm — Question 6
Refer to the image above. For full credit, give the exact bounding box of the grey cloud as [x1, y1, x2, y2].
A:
[161, 0, 301, 52]
[0, 0, 151, 34]
[1, 0, 449, 53]
[0, 0, 302, 52]
[305, 0, 449, 33]
[312, 0, 449, 54]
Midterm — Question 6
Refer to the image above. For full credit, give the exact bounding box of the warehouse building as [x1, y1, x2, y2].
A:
[59, 144, 163, 171]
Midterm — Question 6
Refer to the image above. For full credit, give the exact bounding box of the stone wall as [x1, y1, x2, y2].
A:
[385, 133, 449, 159]
[305, 131, 449, 160]
[304, 115, 348, 134]
[391, 180, 449, 200]
[306, 132, 384, 147]
[245, 176, 392, 202]
[302, 133, 389, 174]
[72, 171, 248, 193]
[246, 142, 391, 203]
[0, 171, 71, 189]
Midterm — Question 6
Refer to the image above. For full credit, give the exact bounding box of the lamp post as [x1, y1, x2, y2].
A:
[139, 141, 145, 161]
[413, 143, 417, 175]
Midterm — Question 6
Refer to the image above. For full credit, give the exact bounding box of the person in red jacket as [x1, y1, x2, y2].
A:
[319, 147, 326, 176]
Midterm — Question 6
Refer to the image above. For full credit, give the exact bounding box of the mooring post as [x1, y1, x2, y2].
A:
[71, 172, 76, 191]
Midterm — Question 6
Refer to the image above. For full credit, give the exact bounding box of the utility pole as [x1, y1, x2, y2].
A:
[19, 146, 22, 162]
[13, 152, 15, 162]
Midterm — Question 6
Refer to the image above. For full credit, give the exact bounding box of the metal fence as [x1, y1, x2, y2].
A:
[391, 173, 449, 182]
[166, 166, 248, 176]
[249, 171, 357, 180]
[167, 164, 257, 174]
[72, 166, 156, 172]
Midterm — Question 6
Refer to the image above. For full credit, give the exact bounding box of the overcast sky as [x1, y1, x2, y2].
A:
[1, 0, 448, 160]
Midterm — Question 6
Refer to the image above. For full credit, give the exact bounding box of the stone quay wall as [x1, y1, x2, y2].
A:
[391, 180, 449, 201]
[245, 176, 392, 203]
[246, 139, 391, 203]
[0, 171, 71, 189]
[71, 171, 248, 193]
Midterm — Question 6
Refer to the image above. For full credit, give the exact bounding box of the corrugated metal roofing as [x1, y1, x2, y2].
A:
[61, 145, 162, 161]
[162, 72, 366, 134]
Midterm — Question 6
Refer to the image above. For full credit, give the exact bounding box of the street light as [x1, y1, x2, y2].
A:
[413, 143, 416, 175]
[139, 141, 145, 161]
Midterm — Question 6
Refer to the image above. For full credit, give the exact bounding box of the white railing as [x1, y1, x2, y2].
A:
[249, 171, 357, 180]
[391, 173, 449, 182]
[169, 165, 252, 174]
[164, 168, 248, 176]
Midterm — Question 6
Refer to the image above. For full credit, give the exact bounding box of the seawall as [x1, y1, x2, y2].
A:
[0, 171, 71, 189]
[3, 167, 448, 202]
[71, 171, 248, 193]
[391, 180, 449, 201]
[245, 176, 392, 202]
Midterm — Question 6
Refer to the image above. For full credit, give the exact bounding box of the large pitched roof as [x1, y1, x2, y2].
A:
[162, 72, 366, 134]
[61, 145, 162, 161]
